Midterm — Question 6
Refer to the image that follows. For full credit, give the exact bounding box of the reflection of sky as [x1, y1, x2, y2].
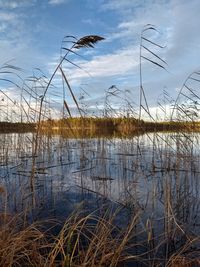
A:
[1, 132, 200, 226]
[0, 1, 200, 119]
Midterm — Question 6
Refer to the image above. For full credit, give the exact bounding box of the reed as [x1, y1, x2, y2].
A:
[0, 27, 200, 267]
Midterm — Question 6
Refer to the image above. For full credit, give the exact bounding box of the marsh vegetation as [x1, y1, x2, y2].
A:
[0, 28, 200, 266]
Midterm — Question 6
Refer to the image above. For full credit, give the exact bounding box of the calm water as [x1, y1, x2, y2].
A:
[0, 131, 200, 231]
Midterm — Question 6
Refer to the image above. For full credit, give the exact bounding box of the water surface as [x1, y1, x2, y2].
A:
[0, 131, 200, 233]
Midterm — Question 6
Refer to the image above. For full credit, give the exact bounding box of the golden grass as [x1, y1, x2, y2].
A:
[0, 208, 199, 267]
[169, 257, 200, 267]
[0, 214, 47, 266]
[0, 209, 140, 267]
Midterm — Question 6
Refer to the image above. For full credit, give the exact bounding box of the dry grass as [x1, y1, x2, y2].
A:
[0, 208, 199, 266]
[46, 208, 142, 267]
[0, 209, 141, 267]
[0, 214, 48, 266]
[168, 257, 200, 267]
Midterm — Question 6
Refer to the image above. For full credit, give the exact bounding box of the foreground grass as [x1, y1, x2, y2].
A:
[0, 207, 200, 267]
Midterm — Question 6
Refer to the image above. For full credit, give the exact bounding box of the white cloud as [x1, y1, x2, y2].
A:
[0, 11, 17, 22]
[48, 0, 66, 5]
[0, 0, 36, 9]
[102, 0, 141, 12]
[74, 49, 137, 78]
[48, 45, 139, 85]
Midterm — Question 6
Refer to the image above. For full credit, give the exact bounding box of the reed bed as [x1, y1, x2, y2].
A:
[0, 29, 200, 267]
[0, 205, 199, 267]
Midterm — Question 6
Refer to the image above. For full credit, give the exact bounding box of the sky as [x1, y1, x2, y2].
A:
[0, 0, 200, 120]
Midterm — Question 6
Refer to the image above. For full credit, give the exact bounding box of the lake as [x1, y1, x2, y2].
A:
[0, 131, 200, 265]
[0, 131, 200, 223]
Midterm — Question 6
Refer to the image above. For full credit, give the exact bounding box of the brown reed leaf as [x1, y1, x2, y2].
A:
[64, 100, 72, 118]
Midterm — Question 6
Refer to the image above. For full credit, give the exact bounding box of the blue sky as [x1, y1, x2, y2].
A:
[0, 0, 200, 119]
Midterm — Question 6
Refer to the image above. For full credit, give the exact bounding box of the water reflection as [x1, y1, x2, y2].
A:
[0, 131, 200, 232]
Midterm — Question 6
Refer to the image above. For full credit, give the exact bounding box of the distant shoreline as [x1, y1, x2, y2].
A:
[0, 117, 199, 134]
[0, 122, 36, 133]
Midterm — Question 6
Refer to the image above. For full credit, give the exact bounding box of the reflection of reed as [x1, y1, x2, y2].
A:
[39, 117, 200, 139]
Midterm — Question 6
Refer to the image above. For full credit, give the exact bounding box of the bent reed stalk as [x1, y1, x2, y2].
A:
[0, 28, 200, 267]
